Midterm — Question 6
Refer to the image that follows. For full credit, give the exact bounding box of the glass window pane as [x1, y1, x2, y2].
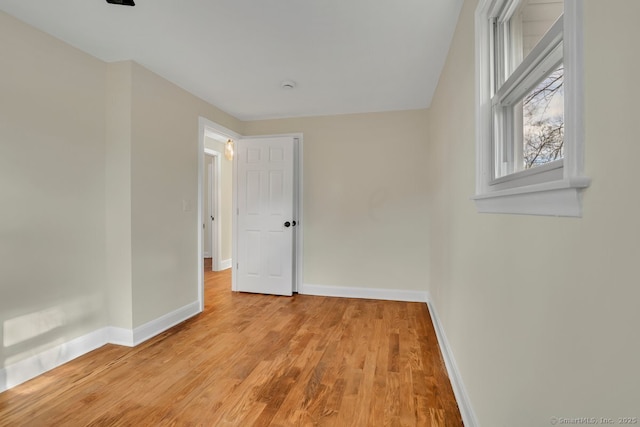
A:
[507, 0, 563, 77]
[521, 66, 564, 169]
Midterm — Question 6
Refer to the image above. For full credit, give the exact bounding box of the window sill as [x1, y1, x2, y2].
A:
[472, 177, 590, 217]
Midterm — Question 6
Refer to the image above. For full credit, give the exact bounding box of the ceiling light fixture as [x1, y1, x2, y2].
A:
[106, 0, 135, 6]
[225, 139, 234, 161]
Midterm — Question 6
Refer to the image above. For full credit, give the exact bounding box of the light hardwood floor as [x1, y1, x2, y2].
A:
[0, 263, 463, 426]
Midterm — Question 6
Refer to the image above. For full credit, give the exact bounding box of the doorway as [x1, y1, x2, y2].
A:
[203, 150, 220, 270]
[197, 117, 303, 310]
[197, 118, 239, 312]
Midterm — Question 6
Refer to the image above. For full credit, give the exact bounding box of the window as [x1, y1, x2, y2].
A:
[474, 0, 589, 217]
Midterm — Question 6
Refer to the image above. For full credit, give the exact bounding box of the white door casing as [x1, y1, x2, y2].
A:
[203, 156, 211, 258]
[209, 156, 218, 271]
[204, 149, 222, 271]
[236, 136, 295, 296]
[198, 117, 242, 312]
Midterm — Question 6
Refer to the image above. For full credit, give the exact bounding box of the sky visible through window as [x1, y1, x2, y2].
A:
[522, 65, 564, 168]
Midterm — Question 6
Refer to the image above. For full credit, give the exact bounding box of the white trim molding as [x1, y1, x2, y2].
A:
[132, 301, 200, 346]
[203, 148, 223, 272]
[220, 258, 232, 270]
[0, 301, 200, 393]
[426, 300, 479, 427]
[473, 177, 590, 216]
[474, 0, 589, 217]
[301, 283, 476, 424]
[300, 283, 429, 303]
[107, 326, 134, 347]
[0, 328, 109, 393]
[198, 116, 242, 312]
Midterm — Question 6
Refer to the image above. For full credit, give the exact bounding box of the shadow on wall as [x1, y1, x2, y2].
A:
[0, 294, 101, 392]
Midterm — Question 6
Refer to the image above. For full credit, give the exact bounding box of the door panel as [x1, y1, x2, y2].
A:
[237, 137, 294, 296]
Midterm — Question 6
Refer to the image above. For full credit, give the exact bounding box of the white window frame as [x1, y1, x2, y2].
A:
[473, 0, 589, 217]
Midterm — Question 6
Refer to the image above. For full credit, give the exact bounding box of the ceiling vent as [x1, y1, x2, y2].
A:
[106, 0, 135, 6]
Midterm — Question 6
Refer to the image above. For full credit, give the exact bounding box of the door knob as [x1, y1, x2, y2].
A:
[284, 221, 291, 228]
[292, 221, 297, 226]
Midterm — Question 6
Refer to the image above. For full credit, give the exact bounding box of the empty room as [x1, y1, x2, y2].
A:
[1, 0, 639, 426]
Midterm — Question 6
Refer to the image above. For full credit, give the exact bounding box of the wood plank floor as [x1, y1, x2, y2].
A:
[0, 264, 463, 426]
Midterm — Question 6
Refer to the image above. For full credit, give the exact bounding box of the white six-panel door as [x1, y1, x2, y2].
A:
[236, 137, 295, 296]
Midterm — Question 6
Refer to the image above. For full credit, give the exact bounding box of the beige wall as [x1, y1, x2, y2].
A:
[104, 60, 242, 329]
[106, 61, 133, 329]
[128, 62, 241, 327]
[203, 137, 233, 263]
[244, 110, 431, 290]
[0, 11, 107, 370]
[427, 0, 640, 424]
[0, 8, 244, 372]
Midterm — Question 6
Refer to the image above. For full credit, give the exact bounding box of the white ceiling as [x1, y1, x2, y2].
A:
[0, 0, 463, 121]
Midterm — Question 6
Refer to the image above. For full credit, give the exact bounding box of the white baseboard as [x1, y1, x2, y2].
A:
[107, 326, 134, 347]
[426, 298, 479, 427]
[300, 283, 429, 303]
[132, 301, 200, 346]
[219, 258, 232, 270]
[0, 301, 201, 393]
[299, 284, 476, 425]
[0, 293, 475, 427]
[0, 328, 108, 393]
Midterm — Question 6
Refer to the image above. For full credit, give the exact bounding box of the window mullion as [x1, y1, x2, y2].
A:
[495, 17, 564, 106]
[490, 18, 498, 96]
[513, 100, 524, 172]
[504, 106, 514, 175]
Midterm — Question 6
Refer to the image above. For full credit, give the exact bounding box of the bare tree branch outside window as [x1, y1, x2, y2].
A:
[522, 66, 564, 169]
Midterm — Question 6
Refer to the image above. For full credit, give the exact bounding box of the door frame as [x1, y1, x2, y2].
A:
[204, 149, 221, 271]
[197, 117, 241, 312]
[198, 118, 304, 310]
[231, 133, 304, 294]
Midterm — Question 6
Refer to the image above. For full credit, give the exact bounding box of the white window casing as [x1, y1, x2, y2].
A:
[473, 0, 589, 217]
